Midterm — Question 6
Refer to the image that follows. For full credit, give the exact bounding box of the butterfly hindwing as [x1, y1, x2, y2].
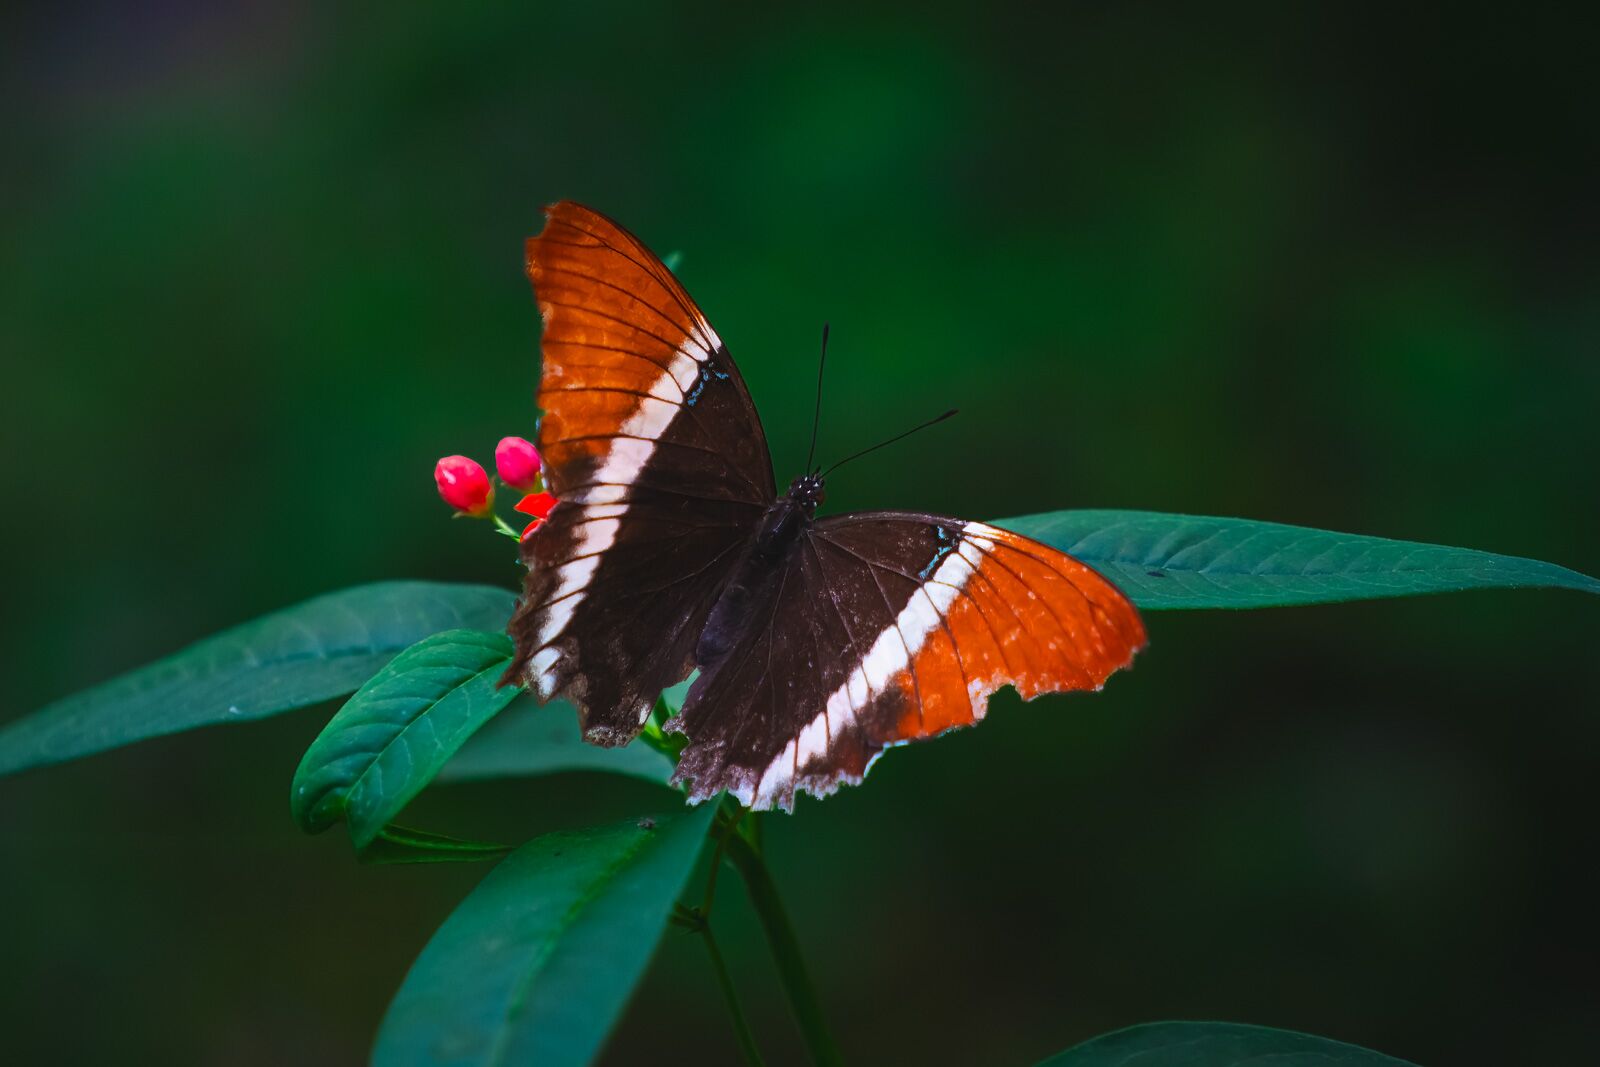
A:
[505, 202, 775, 743]
[668, 513, 1147, 810]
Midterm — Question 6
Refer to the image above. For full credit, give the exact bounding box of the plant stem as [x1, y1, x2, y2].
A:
[701, 802, 747, 917]
[697, 919, 767, 1067]
[726, 829, 844, 1067]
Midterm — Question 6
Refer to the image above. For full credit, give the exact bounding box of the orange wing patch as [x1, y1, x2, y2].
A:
[526, 202, 717, 490]
[886, 522, 1146, 745]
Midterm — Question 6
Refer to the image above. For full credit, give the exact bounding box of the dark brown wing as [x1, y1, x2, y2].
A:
[505, 202, 775, 744]
[668, 514, 1147, 810]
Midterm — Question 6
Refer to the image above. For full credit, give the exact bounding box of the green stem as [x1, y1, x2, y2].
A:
[490, 513, 522, 541]
[701, 802, 747, 916]
[638, 696, 687, 760]
[726, 829, 844, 1067]
[697, 920, 767, 1067]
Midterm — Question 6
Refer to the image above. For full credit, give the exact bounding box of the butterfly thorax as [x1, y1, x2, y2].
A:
[754, 474, 827, 558]
[785, 472, 826, 513]
[696, 474, 826, 668]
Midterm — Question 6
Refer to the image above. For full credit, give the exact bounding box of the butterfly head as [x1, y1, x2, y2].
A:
[786, 472, 827, 515]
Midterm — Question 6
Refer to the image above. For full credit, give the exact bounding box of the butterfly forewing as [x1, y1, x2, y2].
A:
[668, 514, 1146, 810]
[506, 202, 775, 743]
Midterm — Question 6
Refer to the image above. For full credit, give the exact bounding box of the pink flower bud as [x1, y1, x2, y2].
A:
[514, 490, 558, 540]
[495, 436, 543, 492]
[434, 455, 494, 517]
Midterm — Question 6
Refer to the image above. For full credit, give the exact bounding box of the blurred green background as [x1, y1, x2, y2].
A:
[3, 3, 1597, 1065]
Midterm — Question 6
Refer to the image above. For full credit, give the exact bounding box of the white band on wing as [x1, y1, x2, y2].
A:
[746, 523, 981, 806]
[530, 329, 711, 705]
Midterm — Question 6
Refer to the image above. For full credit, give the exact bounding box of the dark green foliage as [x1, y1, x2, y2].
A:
[0, 582, 514, 777]
[372, 808, 715, 1067]
[290, 628, 522, 846]
[5, 515, 1592, 1066]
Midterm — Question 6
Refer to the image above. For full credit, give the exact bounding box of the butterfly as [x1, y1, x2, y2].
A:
[505, 202, 1146, 811]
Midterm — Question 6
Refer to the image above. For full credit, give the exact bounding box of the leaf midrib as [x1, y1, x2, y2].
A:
[337, 655, 512, 830]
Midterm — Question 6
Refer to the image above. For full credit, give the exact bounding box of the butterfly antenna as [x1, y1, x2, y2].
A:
[822, 408, 958, 477]
[805, 323, 829, 473]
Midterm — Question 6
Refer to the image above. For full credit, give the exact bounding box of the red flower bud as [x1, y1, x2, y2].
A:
[514, 490, 558, 540]
[495, 436, 543, 492]
[434, 455, 495, 518]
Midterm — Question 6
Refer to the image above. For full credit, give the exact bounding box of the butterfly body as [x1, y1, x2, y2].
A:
[507, 202, 1147, 811]
[699, 476, 822, 668]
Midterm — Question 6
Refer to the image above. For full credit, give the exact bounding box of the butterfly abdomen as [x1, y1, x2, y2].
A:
[697, 496, 812, 668]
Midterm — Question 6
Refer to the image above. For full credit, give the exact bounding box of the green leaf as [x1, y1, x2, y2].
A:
[373, 805, 715, 1067]
[357, 825, 513, 866]
[437, 692, 673, 786]
[0, 581, 516, 778]
[291, 629, 522, 847]
[1001, 510, 1600, 610]
[1037, 1021, 1418, 1065]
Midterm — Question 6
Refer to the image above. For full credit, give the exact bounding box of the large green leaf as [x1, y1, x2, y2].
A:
[1001, 510, 1600, 610]
[372, 805, 715, 1067]
[13, 511, 1590, 783]
[1037, 1021, 1417, 1065]
[0, 581, 516, 778]
[291, 629, 523, 846]
[437, 692, 674, 786]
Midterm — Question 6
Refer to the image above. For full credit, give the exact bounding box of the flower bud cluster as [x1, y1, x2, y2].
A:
[433, 436, 554, 540]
